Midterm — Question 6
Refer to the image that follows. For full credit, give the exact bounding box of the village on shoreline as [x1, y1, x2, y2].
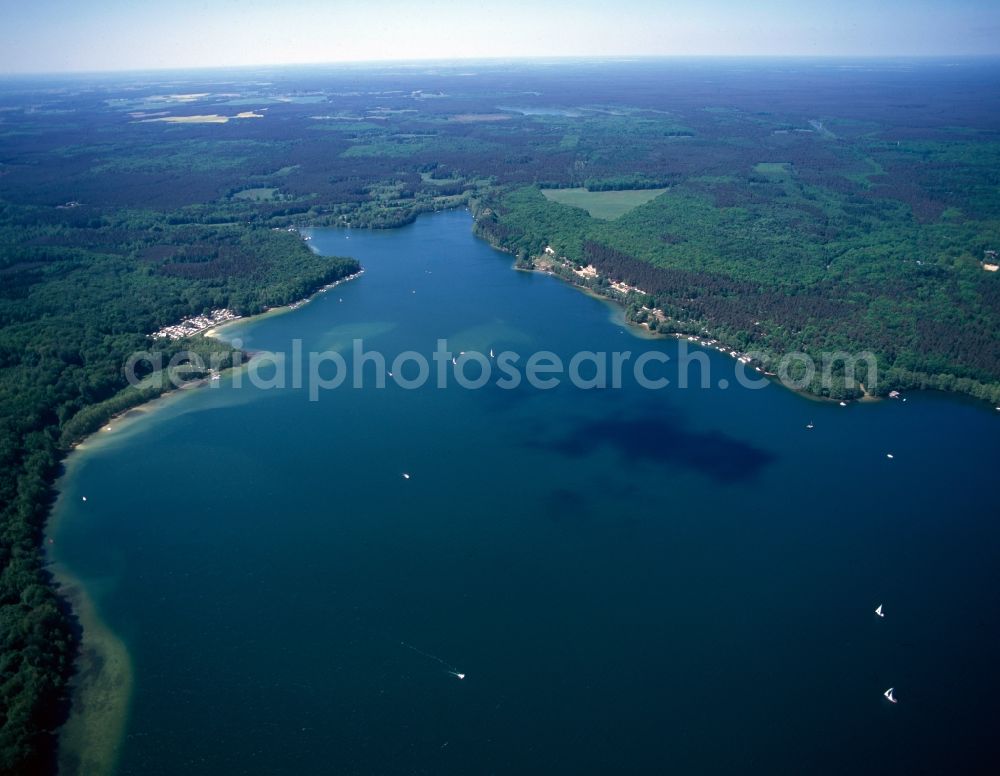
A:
[151, 308, 241, 341]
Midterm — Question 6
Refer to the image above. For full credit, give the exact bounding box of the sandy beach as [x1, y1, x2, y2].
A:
[46, 261, 367, 773]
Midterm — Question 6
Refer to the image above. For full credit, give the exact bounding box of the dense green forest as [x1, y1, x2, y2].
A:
[0, 59, 998, 772]
[474, 181, 1000, 401]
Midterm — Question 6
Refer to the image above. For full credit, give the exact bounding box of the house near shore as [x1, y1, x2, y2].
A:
[150, 308, 240, 340]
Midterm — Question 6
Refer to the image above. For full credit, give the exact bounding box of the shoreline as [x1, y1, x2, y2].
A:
[496, 235, 1000, 408]
[204, 269, 365, 342]
[46, 388, 196, 776]
[517, 253, 880, 405]
[48, 564, 133, 776]
[49, 261, 366, 774]
[69, 376, 213, 451]
[36, 211, 994, 773]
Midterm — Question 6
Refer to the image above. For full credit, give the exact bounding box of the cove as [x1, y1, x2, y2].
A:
[50, 210, 1000, 775]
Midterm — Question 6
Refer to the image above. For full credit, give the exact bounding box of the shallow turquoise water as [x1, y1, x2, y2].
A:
[53, 211, 1000, 774]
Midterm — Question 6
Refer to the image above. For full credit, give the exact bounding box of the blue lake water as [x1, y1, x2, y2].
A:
[52, 210, 1000, 774]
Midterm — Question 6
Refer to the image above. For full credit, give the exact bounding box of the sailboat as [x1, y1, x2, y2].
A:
[489, 348, 495, 358]
[884, 687, 897, 704]
[806, 421, 814, 430]
[875, 604, 884, 618]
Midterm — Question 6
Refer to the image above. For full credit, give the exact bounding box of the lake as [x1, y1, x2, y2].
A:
[51, 210, 1000, 774]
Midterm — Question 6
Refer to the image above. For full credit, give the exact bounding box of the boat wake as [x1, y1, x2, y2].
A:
[401, 641, 466, 680]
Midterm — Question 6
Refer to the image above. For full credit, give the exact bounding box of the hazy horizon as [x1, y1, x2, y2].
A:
[1, 0, 998, 75]
[6, 53, 1000, 81]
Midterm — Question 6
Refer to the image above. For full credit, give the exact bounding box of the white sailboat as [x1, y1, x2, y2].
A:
[489, 348, 495, 358]
[806, 421, 814, 429]
[875, 604, 884, 618]
[884, 687, 897, 704]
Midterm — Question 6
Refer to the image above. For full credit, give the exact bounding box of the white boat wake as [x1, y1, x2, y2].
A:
[402, 641, 466, 680]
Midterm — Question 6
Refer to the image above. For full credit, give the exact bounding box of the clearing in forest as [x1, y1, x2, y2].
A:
[541, 187, 668, 219]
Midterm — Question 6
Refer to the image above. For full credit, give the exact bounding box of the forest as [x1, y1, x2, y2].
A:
[1, 58, 998, 772]
[474, 183, 1000, 401]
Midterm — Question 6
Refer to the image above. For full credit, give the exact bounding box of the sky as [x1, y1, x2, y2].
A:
[0, 0, 998, 74]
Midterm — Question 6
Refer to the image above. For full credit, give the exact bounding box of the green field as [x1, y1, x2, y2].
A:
[420, 171, 463, 185]
[232, 187, 279, 201]
[541, 187, 668, 219]
[753, 162, 791, 176]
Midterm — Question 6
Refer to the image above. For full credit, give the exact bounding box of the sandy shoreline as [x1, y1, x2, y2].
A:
[46, 396, 184, 775]
[204, 269, 365, 342]
[49, 262, 366, 774]
[47, 379, 245, 775]
[49, 566, 133, 776]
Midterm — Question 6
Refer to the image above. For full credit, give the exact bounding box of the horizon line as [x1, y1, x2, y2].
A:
[3, 52, 1000, 79]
